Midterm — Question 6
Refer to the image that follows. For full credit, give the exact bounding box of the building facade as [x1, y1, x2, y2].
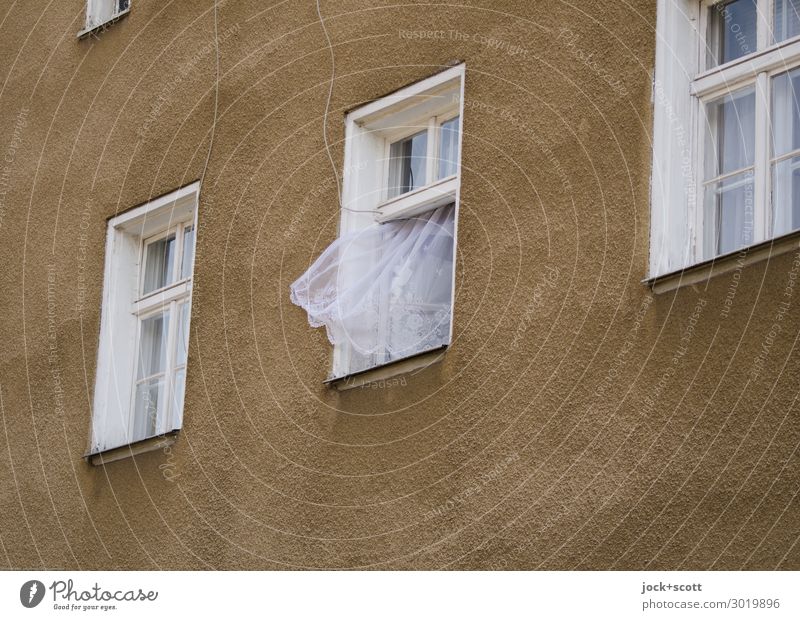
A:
[0, 0, 798, 569]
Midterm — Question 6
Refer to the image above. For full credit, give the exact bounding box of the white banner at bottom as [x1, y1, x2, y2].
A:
[0, 571, 796, 619]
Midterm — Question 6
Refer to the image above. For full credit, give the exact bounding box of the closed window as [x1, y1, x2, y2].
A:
[91, 183, 198, 455]
[131, 223, 194, 441]
[291, 65, 464, 379]
[650, 0, 800, 276]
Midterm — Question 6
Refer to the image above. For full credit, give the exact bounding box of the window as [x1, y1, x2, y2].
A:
[650, 0, 800, 277]
[90, 183, 198, 455]
[290, 65, 465, 379]
[81, 0, 130, 35]
[386, 111, 460, 199]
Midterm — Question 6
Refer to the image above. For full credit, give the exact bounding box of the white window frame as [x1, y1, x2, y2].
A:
[90, 182, 199, 455]
[80, 0, 130, 37]
[334, 64, 465, 378]
[650, 0, 800, 277]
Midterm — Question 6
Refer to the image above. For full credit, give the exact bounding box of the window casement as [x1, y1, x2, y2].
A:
[290, 64, 465, 381]
[80, 0, 130, 37]
[650, 0, 800, 278]
[90, 182, 198, 456]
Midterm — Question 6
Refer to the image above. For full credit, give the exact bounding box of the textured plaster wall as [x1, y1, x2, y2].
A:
[0, 0, 798, 570]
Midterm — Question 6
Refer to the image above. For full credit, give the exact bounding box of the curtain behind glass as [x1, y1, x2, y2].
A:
[133, 310, 169, 441]
[772, 68, 800, 236]
[775, 0, 800, 42]
[708, 0, 757, 67]
[438, 117, 460, 179]
[704, 87, 756, 255]
[290, 205, 455, 375]
[143, 234, 175, 294]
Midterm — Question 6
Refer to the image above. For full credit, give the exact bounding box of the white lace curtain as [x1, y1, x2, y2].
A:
[290, 205, 455, 375]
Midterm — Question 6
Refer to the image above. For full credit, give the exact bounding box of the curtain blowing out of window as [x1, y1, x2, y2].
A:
[290, 205, 455, 375]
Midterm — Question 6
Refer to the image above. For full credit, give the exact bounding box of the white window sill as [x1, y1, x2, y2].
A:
[325, 345, 448, 391]
[644, 229, 800, 294]
[85, 431, 178, 466]
[77, 8, 130, 39]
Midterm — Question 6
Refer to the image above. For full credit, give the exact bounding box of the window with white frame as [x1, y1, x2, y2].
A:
[91, 183, 198, 455]
[650, 0, 800, 276]
[290, 65, 465, 379]
[83, 0, 130, 33]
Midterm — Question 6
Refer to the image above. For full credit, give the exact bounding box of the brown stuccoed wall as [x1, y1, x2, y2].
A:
[0, 0, 798, 570]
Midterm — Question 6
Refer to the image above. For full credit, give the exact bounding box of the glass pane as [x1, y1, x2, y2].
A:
[705, 87, 756, 179]
[142, 233, 176, 294]
[438, 116, 460, 179]
[180, 225, 195, 280]
[137, 310, 170, 380]
[705, 171, 755, 255]
[772, 156, 800, 235]
[133, 377, 165, 441]
[172, 368, 186, 429]
[775, 0, 800, 42]
[708, 0, 758, 67]
[175, 302, 190, 367]
[772, 68, 800, 157]
[388, 130, 428, 199]
[385, 205, 455, 362]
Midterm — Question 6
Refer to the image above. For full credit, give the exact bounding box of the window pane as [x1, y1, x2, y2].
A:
[772, 68, 800, 157]
[172, 368, 186, 429]
[705, 87, 756, 178]
[772, 68, 800, 236]
[175, 302, 190, 367]
[772, 156, 800, 235]
[137, 310, 170, 380]
[705, 171, 755, 255]
[118, 0, 130, 12]
[385, 205, 455, 362]
[708, 0, 758, 67]
[142, 233, 176, 294]
[133, 377, 165, 441]
[388, 130, 428, 199]
[438, 116, 460, 179]
[180, 225, 195, 280]
[775, 0, 800, 42]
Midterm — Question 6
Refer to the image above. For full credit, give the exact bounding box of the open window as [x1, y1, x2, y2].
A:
[90, 183, 198, 457]
[291, 65, 465, 381]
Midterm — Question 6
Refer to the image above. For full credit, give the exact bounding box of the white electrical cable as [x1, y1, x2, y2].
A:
[315, 0, 381, 216]
[200, 0, 219, 187]
[316, 0, 341, 207]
